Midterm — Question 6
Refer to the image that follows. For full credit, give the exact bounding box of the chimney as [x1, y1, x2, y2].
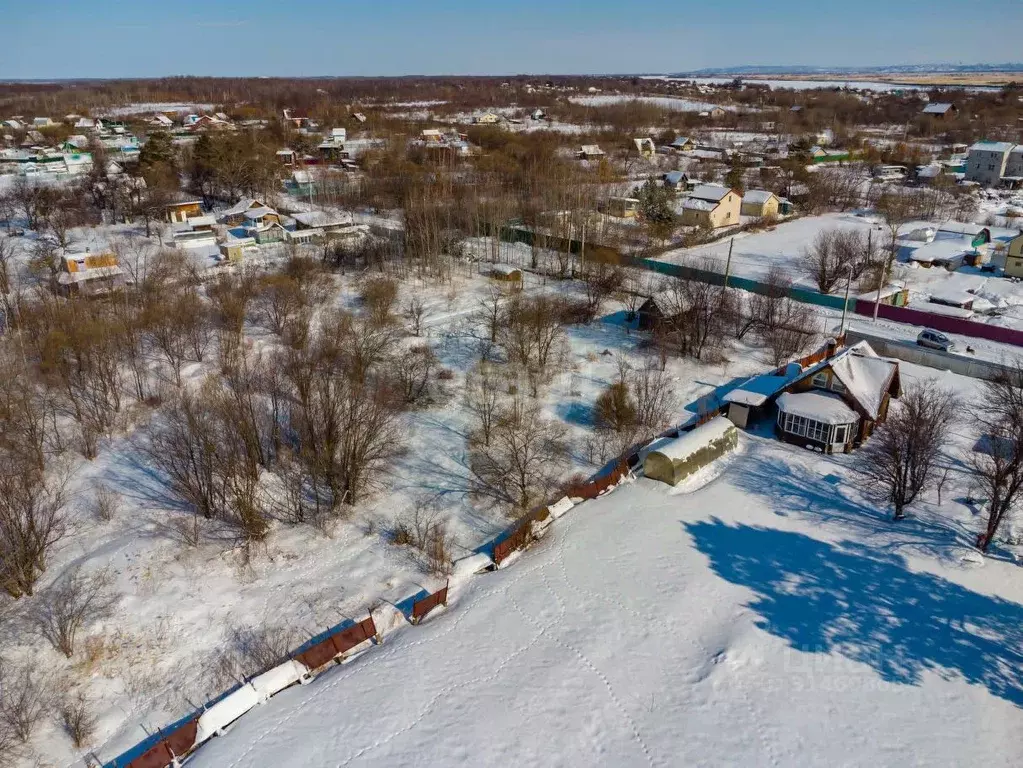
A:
[825, 337, 838, 357]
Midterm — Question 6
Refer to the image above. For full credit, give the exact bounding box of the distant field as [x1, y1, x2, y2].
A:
[744, 72, 1018, 88]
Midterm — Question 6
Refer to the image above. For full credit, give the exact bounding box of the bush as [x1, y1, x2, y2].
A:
[0, 661, 49, 744]
[93, 483, 119, 522]
[59, 690, 97, 749]
[33, 567, 116, 658]
[360, 276, 398, 326]
[393, 499, 453, 575]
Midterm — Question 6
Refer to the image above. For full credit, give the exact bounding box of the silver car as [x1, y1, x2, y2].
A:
[917, 329, 955, 352]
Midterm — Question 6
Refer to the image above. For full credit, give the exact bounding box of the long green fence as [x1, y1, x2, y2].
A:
[496, 224, 854, 313]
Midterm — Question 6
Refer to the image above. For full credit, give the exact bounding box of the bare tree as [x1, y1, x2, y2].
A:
[391, 344, 437, 405]
[761, 299, 816, 366]
[630, 363, 678, 440]
[464, 363, 501, 446]
[502, 295, 567, 394]
[402, 294, 427, 336]
[581, 261, 622, 321]
[392, 497, 453, 575]
[469, 399, 568, 511]
[33, 567, 116, 658]
[800, 229, 844, 294]
[0, 661, 49, 744]
[862, 383, 957, 520]
[970, 363, 1023, 551]
[0, 464, 71, 597]
[360, 276, 398, 326]
[59, 689, 97, 749]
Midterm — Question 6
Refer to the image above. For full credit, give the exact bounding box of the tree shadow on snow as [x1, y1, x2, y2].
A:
[685, 519, 1023, 707]
[732, 449, 975, 560]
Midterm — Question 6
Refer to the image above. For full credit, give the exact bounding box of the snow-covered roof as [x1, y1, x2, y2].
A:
[682, 198, 718, 212]
[969, 141, 1014, 154]
[664, 170, 688, 185]
[777, 391, 858, 425]
[671, 136, 693, 147]
[923, 103, 954, 114]
[912, 301, 975, 320]
[491, 263, 521, 276]
[929, 288, 975, 307]
[579, 144, 605, 156]
[938, 221, 987, 237]
[905, 239, 971, 264]
[244, 207, 275, 220]
[57, 265, 124, 284]
[292, 210, 353, 228]
[824, 347, 897, 420]
[688, 184, 731, 203]
[723, 363, 803, 407]
[742, 189, 777, 205]
[647, 417, 735, 462]
[222, 198, 265, 216]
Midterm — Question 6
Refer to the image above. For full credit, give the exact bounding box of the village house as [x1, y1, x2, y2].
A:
[965, 141, 1015, 186]
[292, 210, 355, 235]
[680, 184, 741, 229]
[706, 106, 726, 119]
[662, 170, 693, 194]
[670, 136, 696, 153]
[810, 146, 850, 164]
[740, 189, 780, 218]
[166, 199, 204, 224]
[578, 144, 606, 160]
[219, 236, 257, 264]
[922, 102, 958, 120]
[219, 199, 279, 227]
[722, 340, 900, 453]
[1004, 232, 1023, 277]
[606, 196, 640, 218]
[56, 249, 126, 297]
[637, 289, 687, 331]
[473, 112, 502, 124]
[633, 137, 655, 157]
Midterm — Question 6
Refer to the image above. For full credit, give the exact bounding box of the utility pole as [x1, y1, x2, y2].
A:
[723, 238, 734, 290]
[839, 264, 853, 339]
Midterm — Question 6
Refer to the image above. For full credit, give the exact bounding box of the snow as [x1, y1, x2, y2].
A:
[689, 183, 731, 202]
[194, 683, 261, 745]
[815, 345, 896, 420]
[722, 365, 803, 407]
[184, 432, 1023, 768]
[568, 94, 734, 112]
[250, 660, 309, 702]
[646, 416, 735, 462]
[776, 390, 859, 424]
[682, 198, 717, 212]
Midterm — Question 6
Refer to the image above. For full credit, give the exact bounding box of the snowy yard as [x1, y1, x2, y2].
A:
[186, 417, 1023, 768]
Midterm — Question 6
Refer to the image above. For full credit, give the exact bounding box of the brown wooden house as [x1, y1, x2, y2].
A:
[773, 341, 901, 453]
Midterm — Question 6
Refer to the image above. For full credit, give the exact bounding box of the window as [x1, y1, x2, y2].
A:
[831, 377, 846, 394]
[811, 372, 828, 388]
[781, 410, 852, 446]
[989, 164, 996, 171]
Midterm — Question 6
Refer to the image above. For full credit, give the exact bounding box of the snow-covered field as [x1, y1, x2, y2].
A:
[568, 94, 737, 113]
[97, 102, 217, 116]
[186, 372, 1023, 768]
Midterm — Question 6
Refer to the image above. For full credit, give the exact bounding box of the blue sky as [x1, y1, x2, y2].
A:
[3, 0, 1022, 79]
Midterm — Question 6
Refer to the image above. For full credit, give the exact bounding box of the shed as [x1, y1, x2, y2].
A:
[644, 417, 738, 486]
[490, 263, 522, 282]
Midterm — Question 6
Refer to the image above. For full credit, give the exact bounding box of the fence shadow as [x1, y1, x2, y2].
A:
[685, 519, 1023, 707]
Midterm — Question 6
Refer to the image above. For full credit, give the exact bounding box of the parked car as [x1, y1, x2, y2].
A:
[917, 328, 955, 352]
